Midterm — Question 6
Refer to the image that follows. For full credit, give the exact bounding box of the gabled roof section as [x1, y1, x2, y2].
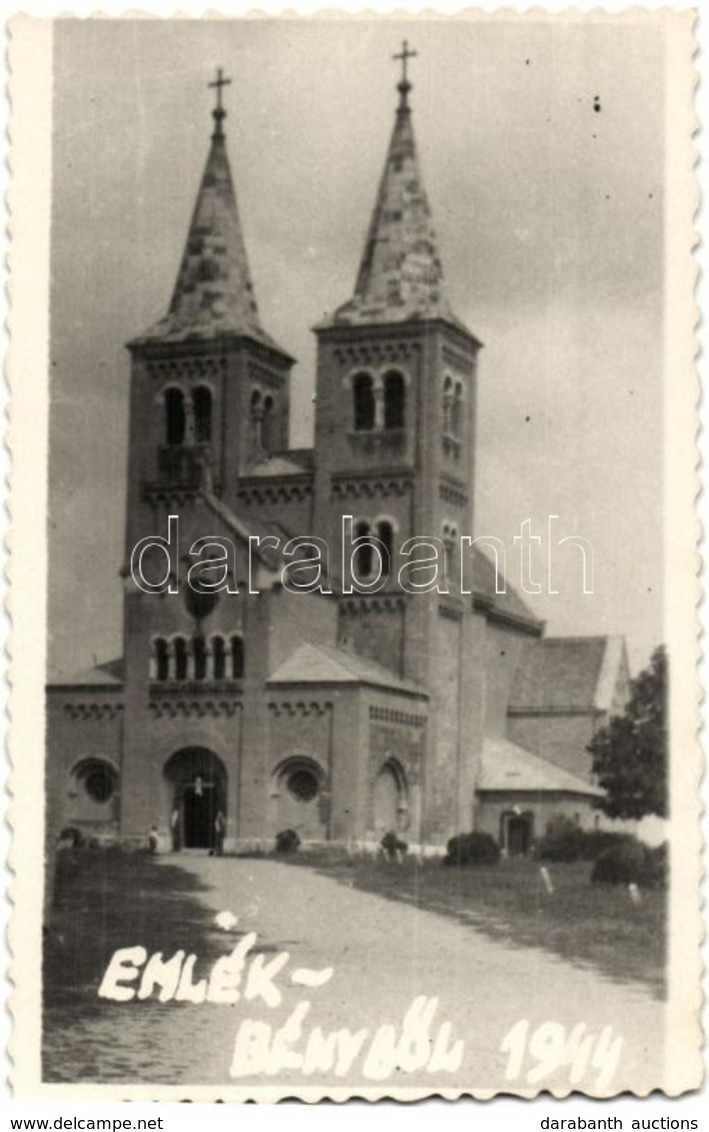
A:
[246, 455, 313, 479]
[318, 69, 472, 338]
[472, 547, 543, 634]
[131, 96, 291, 358]
[268, 641, 427, 697]
[508, 636, 625, 713]
[199, 487, 284, 572]
[48, 657, 124, 688]
[478, 737, 603, 797]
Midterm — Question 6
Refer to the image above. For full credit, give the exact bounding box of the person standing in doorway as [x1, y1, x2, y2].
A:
[214, 809, 226, 857]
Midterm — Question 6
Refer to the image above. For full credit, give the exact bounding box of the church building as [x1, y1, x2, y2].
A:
[46, 55, 628, 856]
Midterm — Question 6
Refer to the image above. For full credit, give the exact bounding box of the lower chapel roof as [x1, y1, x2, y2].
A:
[478, 737, 603, 798]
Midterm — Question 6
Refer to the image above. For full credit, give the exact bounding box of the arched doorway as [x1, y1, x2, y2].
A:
[164, 748, 227, 851]
[373, 760, 408, 835]
[500, 810, 534, 856]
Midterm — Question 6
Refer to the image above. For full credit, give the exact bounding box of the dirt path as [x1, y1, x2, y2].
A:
[46, 854, 664, 1096]
[162, 855, 663, 1095]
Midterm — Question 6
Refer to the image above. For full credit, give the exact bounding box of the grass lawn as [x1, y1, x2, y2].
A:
[279, 850, 666, 997]
[44, 849, 227, 1020]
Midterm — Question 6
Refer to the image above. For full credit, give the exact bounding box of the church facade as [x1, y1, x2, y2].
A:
[46, 61, 627, 856]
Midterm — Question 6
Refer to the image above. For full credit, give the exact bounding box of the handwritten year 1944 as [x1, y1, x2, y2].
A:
[501, 1019, 624, 1090]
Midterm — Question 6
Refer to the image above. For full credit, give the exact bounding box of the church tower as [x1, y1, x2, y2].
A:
[125, 70, 294, 558]
[118, 72, 295, 843]
[312, 44, 484, 839]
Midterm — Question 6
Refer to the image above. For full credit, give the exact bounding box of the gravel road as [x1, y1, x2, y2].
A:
[44, 854, 664, 1098]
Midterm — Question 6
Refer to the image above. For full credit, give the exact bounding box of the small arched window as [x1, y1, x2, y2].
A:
[451, 382, 464, 439]
[442, 523, 457, 581]
[353, 373, 375, 432]
[193, 636, 208, 681]
[165, 388, 186, 446]
[377, 520, 394, 576]
[174, 637, 188, 682]
[354, 520, 373, 578]
[212, 635, 226, 681]
[154, 638, 169, 681]
[193, 386, 212, 444]
[383, 371, 405, 430]
[442, 376, 454, 435]
[231, 635, 244, 680]
[262, 395, 276, 453]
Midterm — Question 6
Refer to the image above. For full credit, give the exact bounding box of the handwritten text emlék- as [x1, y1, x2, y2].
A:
[97, 938, 464, 1080]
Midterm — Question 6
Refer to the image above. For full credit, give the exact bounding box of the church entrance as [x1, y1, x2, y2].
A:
[500, 810, 534, 856]
[164, 748, 227, 851]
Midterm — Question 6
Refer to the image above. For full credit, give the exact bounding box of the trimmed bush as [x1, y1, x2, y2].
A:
[591, 837, 657, 886]
[538, 816, 585, 862]
[642, 842, 669, 888]
[444, 831, 500, 867]
[274, 828, 301, 855]
[539, 817, 651, 864]
[380, 832, 408, 860]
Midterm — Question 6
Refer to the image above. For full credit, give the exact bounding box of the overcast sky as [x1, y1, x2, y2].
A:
[48, 17, 665, 675]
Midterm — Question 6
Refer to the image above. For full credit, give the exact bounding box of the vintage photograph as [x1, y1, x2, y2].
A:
[8, 12, 701, 1099]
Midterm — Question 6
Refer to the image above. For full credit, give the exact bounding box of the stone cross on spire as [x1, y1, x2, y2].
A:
[209, 67, 232, 138]
[393, 40, 417, 110]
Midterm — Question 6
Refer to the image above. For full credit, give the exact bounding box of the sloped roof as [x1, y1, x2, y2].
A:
[267, 641, 426, 697]
[318, 82, 473, 339]
[509, 636, 617, 712]
[131, 114, 291, 358]
[478, 736, 602, 796]
[48, 657, 124, 688]
[199, 488, 285, 571]
[472, 547, 542, 632]
[247, 455, 313, 479]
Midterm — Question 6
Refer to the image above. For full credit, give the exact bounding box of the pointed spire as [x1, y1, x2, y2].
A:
[134, 70, 290, 357]
[322, 44, 467, 334]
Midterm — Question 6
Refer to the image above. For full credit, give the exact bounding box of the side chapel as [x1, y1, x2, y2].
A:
[46, 53, 629, 856]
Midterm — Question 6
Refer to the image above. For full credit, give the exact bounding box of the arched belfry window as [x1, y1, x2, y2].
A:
[165, 388, 186, 446]
[262, 395, 276, 453]
[231, 635, 245, 680]
[442, 522, 458, 581]
[193, 636, 208, 681]
[353, 520, 373, 578]
[212, 635, 226, 681]
[353, 373, 375, 432]
[376, 520, 394, 576]
[383, 371, 405, 430]
[443, 376, 454, 435]
[174, 637, 188, 682]
[451, 382, 464, 439]
[193, 386, 212, 444]
[153, 638, 170, 681]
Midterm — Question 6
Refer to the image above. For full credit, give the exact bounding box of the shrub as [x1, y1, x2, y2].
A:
[58, 827, 85, 848]
[274, 828, 300, 855]
[591, 837, 649, 886]
[538, 816, 585, 862]
[380, 831, 408, 860]
[444, 831, 500, 867]
[539, 817, 648, 864]
[643, 842, 669, 888]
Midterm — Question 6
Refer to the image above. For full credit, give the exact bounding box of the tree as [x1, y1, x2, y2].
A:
[587, 646, 668, 819]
